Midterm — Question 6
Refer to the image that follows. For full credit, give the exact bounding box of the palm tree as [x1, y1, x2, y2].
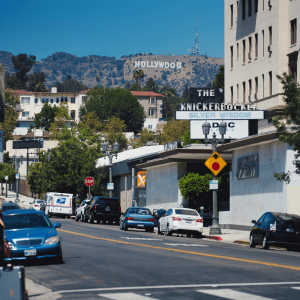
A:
[133, 69, 145, 84]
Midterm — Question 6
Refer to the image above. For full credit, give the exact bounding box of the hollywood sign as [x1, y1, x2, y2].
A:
[135, 61, 182, 69]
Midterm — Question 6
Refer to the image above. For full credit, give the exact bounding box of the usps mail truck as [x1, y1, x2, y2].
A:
[44, 192, 73, 218]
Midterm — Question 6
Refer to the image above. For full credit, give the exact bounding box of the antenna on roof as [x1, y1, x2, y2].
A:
[188, 16, 200, 56]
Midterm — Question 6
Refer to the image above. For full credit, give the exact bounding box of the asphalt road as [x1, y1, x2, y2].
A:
[24, 218, 300, 300]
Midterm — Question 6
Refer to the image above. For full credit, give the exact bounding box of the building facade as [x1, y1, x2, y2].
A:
[225, 0, 300, 125]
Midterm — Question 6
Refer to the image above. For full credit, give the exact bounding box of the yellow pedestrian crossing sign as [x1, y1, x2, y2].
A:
[205, 151, 227, 176]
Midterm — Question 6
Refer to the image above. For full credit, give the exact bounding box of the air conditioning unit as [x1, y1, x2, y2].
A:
[248, 53, 252, 60]
[268, 0, 272, 7]
[268, 45, 272, 53]
[254, 93, 258, 100]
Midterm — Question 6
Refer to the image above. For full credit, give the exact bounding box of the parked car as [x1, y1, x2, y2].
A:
[2, 202, 20, 212]
[158, 208, 203, 237]
[75, 199, 91, 222]
[2, 209, 63, 263]
[119, 207, 154, 232]
[29, 199, 44, 211]
[84, 196, 121, 224]
[250, 212, 300, 250]
[153, 208, 166, 227]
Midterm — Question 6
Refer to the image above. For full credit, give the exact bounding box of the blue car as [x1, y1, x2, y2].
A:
[119, 207, 154, 232]
[2, 209, 63, 264]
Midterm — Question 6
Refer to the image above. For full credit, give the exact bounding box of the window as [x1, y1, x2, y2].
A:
[254, 0, 258, 13]
[291, 19, 297, 45]
[236, 1, 239, 17]
[268, 26, 272, 46]
[22, 112, 29, 118]
[35, 98, 37, 104]
[56, 97, 59, 104]
[255, 33, 258, 57]
[288, 52, 298, 83]
[242, 0, 246, 20]
[262, 30, 265, 57]
[258, 214, 266, 224]
[269, 71, 272, 96]
[255, 77, 258, 97]
[21, 97, 30, 104]
[262, 0, 264, 11]
[64, 97, 68, 102]
[242, 81, 246, 103]
[236, 43, 239, 59]
[50, 99, 53, 104]
[150, 109, 156, 117]
[70, 110, 75, 121]
[61, 97, 64, 102]
[148, 125, 152, 129]
[243, 39, 246, 63]
[237, 84, 239, 100]
[230, 86, 233, 103]
[262, 74, 265, 98]
[230, 46, 233, 68]
[248, 79, 252, 98]
[150, 97, 155, 104]
[42, 98, 46, 104]
[248, 0, 252, 17]
[230, 4, 233, 27]
[71, 97, 75, 104]
[248, 36, 252, 60]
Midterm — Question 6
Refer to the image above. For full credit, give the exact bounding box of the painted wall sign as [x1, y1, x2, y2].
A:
[236, 155, 259, 180]
[190, 120, 249, 139]
[135, 61, 181, 69]
[137, 171, 146, 188]
[176, 110, 265, 120]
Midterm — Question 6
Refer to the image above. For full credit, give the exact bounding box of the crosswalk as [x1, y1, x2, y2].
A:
[98, 287, 300, 299]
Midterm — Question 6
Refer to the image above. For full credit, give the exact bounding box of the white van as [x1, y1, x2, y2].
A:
[44, 192, 73, 218]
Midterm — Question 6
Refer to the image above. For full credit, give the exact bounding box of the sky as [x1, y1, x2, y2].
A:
[1, 0, 224, 61]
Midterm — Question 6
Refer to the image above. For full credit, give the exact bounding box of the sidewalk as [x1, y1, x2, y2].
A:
[0, 189, 35, 209]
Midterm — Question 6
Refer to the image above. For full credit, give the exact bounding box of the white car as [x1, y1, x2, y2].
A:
[158, 208, 203, 237]
[75, 199, 90, 222]
[29, 199, 43, 211]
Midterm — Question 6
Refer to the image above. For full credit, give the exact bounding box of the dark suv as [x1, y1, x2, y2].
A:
[84, 196, 120, 225]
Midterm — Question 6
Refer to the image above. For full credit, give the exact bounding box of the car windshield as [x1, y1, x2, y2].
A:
[275, 213, 300, 222]
[3, 214, 52, 230]
[175, 209, 198, 216]
[36, 200, 43, 204]
[2, 205, 20, 212]
[129, 208, 152, 215]
[97, 199, 119, 208]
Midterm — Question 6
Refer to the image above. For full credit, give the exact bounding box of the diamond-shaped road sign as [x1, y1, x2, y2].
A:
[205, 151, 227, 176]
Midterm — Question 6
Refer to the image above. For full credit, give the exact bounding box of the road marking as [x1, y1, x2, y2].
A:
[164, 243, 208, 247]
[99, 292, 158, 300]
[121, 237, 162, 241]
[43, 282, 300, 296]
[292, 287, 300, 291]
[197, 288, 274, 300]
[57, 229, 300, 272]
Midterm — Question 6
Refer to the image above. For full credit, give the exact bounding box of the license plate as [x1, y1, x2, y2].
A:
[25, 249, 36, 256]
[185, 221, 192, 224]
[286, 228, 295, 232]
[105, 207, 110, 211]
[137, 224, 144, 227]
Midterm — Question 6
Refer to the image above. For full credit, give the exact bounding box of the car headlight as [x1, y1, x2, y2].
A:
[44, 235, 60, 245]
[8, 241, 16, 250]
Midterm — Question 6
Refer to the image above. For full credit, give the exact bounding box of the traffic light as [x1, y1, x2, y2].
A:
[0, 64, 5, 122]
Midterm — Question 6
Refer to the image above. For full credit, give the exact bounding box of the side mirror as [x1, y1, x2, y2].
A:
[53, 223, 61, 228]
[251, 220, 256, 224]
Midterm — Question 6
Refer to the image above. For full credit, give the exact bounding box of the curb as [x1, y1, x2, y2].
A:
[202, 235, 223, 241]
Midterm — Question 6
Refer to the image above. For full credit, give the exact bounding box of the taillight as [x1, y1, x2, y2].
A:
[196, 219, 203, 223]
[35, 204, 39, 207]
[270, 222, 276, 232]
[148, 218, 154, 222]
[127, 217, 134, 220]
[119, 206, 121, 213]
[172, 217, 182, 221]
[94, 204, 97, 212]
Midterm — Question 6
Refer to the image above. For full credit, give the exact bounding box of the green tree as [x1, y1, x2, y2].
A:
[133, 69, 144, 84]
[273, 73, 300, 183]
[183, 84, 189, 100]
[0, 163, 16, 185]
[161, 96, 187, 119]
[129, 82, 142, 91]
[181, 130, 201, 146]
[212, 65, 224, 89]
[51, 75, 89, 93]
[80, 86, 145, 133]
[157, 120, 189, 144]
[144, 77, 159, 93]
[26, 72, 47, 92]
[128, 128, 157, 148]
[179, 173, 222, 209]
[160, 85, 176, 97]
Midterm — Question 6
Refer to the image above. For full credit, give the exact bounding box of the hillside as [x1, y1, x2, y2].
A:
[0, 51, 224, 95]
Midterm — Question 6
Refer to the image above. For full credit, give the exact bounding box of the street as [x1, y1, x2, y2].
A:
[23, 218, 300, 300]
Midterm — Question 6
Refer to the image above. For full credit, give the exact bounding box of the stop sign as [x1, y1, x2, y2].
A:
[84, 177, 94, 187]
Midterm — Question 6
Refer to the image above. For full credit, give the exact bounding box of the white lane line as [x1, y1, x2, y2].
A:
[120, 237, 162, 241]
[45, 282, 300, 295]
[292, 287, 300, 291]
[163, 243, 208, 247]
[99, 292, 159, 300]
[197, 289, 274, 300]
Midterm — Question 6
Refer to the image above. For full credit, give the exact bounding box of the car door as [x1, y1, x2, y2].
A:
[253, 213, 267, 243]
[85, 198, 94, 218]
[261, 213, 272, 242]
[122, 209, 129, 227]
[165, 209, 173, 229]
[160, 211, 168, 231]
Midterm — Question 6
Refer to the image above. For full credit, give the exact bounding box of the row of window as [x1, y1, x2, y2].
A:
[230, 27, 273, 68]
[22, 110, 77, 120]
[229, 72, 273, 103]
[230, 0, 270, 27]
[21, 97, 77, 104]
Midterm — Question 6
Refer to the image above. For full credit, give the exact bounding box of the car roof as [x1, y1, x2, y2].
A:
[2, 202, 19, 206]
[94, 196, 118, 200]
[2, 209, 44, 216]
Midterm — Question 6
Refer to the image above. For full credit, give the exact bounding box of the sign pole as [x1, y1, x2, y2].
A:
[89, 186, 90, 200]
[5, 177, 7, 197]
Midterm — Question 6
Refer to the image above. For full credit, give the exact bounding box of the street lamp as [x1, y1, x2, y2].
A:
[12, 154, 23, 202]
[102, 142, 119, 197]
[202, 120, 227, 235]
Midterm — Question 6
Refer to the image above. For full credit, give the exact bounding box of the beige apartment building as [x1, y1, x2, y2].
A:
[225, 0, 299, 126]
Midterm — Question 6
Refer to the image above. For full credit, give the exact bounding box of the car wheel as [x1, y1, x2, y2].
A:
[166, 225, 172, 236]
[194, 232, 202, 238]
[262, 235, 269, 249]
[97, 219, 100, 224]
[149, 227, 154, 233]
[249, 234, 256, 248]
[124, 224, 128, 231]
[75, 213, 79, 222]
[115, 219, 120, 226]
[186, 233, 191, 238]
[88, 214, 94, 224]
[157, 224, 161, 235]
